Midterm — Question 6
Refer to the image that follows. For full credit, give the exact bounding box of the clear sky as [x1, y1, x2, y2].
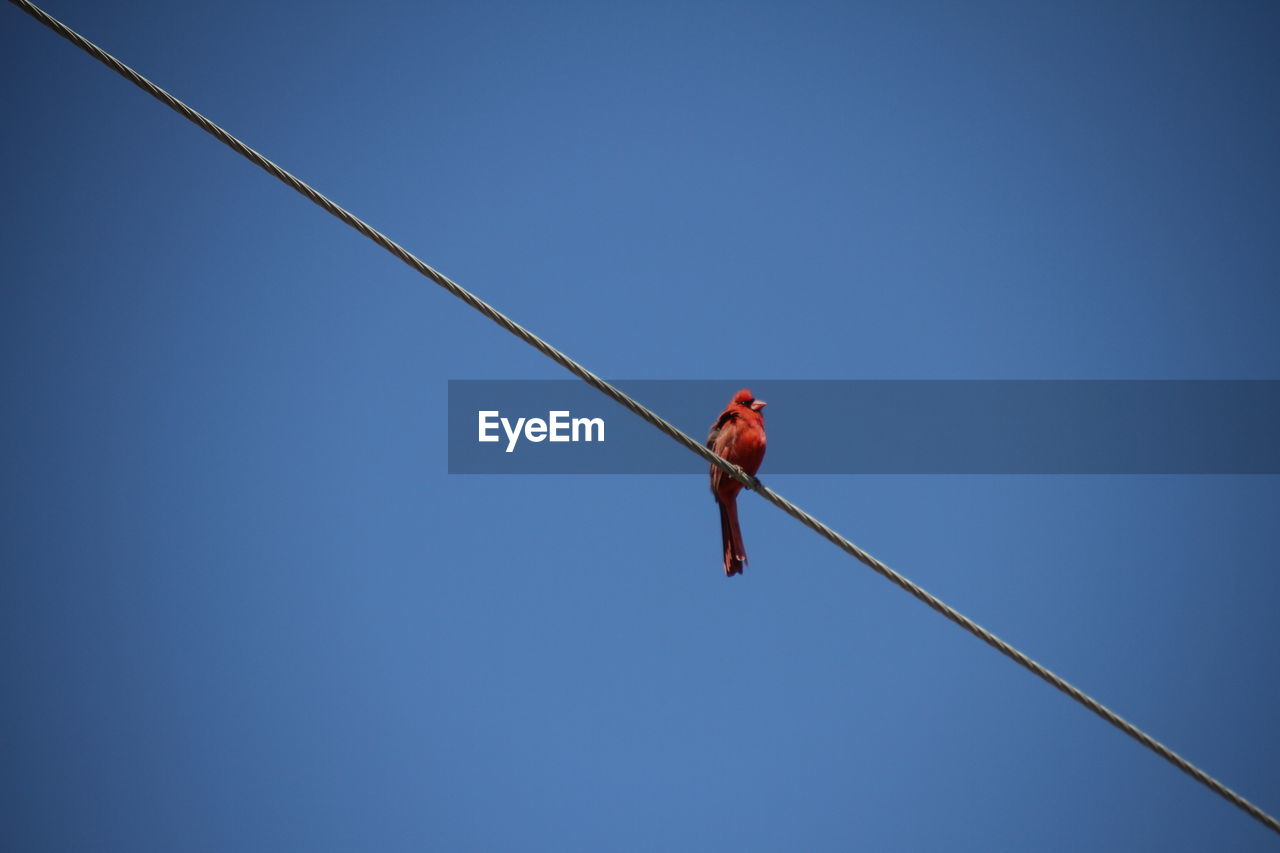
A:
[3, 1, 1279, 850]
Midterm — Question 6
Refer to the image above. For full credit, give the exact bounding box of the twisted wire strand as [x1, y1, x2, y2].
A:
[9, 0, 1277, 837]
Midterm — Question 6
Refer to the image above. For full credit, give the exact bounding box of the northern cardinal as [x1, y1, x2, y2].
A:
[707, 388, 767, 576]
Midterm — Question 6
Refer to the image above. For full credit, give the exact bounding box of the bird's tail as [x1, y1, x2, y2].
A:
[719, 498, 747, 576]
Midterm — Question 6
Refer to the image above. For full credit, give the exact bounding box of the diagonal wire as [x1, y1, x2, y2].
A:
[8, 0, 1278, 837]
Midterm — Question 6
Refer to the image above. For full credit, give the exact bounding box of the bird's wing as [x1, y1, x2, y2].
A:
[706, 409, 737, 450]
[707, 411, 740, 496]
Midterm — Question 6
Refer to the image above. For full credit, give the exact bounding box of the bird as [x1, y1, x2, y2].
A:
[707, 388, 767, 576]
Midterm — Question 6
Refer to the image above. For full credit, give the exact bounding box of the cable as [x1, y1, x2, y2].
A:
[9, 0, 1278, 837]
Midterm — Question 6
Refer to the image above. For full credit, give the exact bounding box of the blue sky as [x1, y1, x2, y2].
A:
[3, 1, 1279, 850]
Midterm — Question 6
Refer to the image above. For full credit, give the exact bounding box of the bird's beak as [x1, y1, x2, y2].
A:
[751, 400, 767, 411]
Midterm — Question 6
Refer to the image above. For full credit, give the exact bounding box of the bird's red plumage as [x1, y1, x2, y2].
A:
[707, 388, 767, 576]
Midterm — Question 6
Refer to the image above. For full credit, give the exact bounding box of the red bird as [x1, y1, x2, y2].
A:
[707, 388, 767, 576]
